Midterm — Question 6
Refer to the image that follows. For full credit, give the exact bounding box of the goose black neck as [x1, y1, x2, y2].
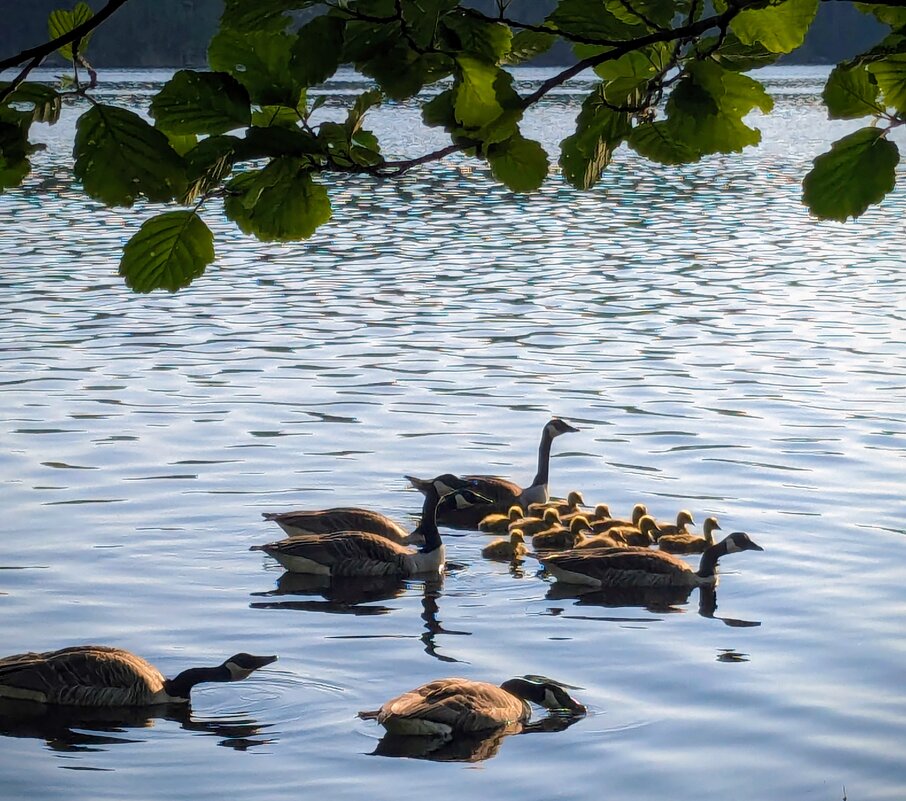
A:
[415, 487, 443, 554]
[163, 664, 231, 699]
[530, 425, 554, 488]
[499, 677, 542, 703]
[696, 539, 729, 578]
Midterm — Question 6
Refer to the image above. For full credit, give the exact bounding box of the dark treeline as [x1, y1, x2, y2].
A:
[1, 0, 888, 69]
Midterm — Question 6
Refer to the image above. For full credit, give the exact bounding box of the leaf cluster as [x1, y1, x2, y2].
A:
[3, 1, 906, 291]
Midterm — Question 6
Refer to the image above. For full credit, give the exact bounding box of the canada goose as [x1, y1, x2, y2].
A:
[592, 503, 648, 532]
[528, 490, 585, 516]
[653, 509, 695, 538]
[478, 505, 524, 533]
[658, 516, 721, 554]
[261, 475, 473, 544]
[482, 530, 528, 561]
[251, 488, 490, 577]
[509, 507, 561, 536]
[532, 516, 582, 551]
[358, 676, 586, 737]
[562, 500, 606, 525]
[0, 646, 276, 707]
[540, 531, 763, 588]
[405, 418, 579, 527]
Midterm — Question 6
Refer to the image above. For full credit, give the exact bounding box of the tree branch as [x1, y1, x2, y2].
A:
[0, 0, 131, 74]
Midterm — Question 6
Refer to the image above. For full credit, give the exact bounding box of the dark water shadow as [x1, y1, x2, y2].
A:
[545, 584, 761, 627]
[251, 573, 471, 663]
[0, 698, 274, 754]
[368, 712, 584, 762]
[249, 572, 408, 615]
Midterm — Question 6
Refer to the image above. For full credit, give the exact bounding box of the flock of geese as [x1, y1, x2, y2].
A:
[0, 418, 763, 745]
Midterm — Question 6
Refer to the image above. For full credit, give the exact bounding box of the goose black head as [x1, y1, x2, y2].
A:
[223, 653, 278, 680]
[547, 418, 579, 437]
[439, 488, 493, 512]
[500, 677, 586, 714]
[724, 532, 763, 553]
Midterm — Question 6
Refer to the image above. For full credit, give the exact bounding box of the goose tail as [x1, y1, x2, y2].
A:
[405, 475, 434, 493]
[358, 709, 380, 720]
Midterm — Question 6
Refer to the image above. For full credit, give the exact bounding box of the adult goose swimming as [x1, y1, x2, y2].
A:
[541, 531, 764, 588]
[261, 474, 473, 544]
[359, 676, 586, 737]
[0, 646, 276, 707]
[251, 487, 490, 577]
[405, 418, 579, 528]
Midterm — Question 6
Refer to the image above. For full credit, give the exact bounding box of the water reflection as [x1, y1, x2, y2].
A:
[250, 573, 407, 615]
[368, 714, 583, 762]
[0, 699, 273, 754]
[419, 580, 470, 664]
[545, 583, 761, 627]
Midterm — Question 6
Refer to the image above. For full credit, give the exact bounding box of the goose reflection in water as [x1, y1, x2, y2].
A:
[251, 574, 471, 663]
[250, 572, 409, 615]
[545, 583, 761, 627]
[0, 698, 274, 753]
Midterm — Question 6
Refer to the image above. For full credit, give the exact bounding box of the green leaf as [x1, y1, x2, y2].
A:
[150, 70, 251, 136]
[291, 16, 346, 87]
[119, 211, 214, 293]
[73, 104, 186, 206]
[224, 158, 331, 241]
[166, 133, 197, 156]
[182, 134, 242, 203]
[823, 64, 881, 119]
[487, 133, 548, 192]
[593, 43, 670, 83]
[220, 0, 317, 31]
[208, 28, 301, 106]
[360, 46, 452, 100]
[346, 89, 383, 135]
[454, 56, 503, 128]
[855, 4, 906, 27]
[0, 117, 32, 191]
[731, 0, 818, 54]
[441, 12, 512, 63]
[802, 128, 898, 221]
[687, 61, 774, 116]
[1, 82, 62, 124]
[251, 105, 303, 128]
[559, 85, 632, 189]
[503, 30, 556, 65]
[699, 33, 781, 71]
[605, 0, 674, 27]
[627, 121, 698, 164]
[48, 2, 94, 62]
[548, 0, 645, 41]
[400, 0, 460, 49]
[867, 55, 906, 114]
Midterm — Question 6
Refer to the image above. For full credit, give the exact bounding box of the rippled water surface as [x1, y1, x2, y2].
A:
[2, 67, 905, 800]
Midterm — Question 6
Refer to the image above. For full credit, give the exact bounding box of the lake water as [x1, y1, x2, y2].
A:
[1, 65, 905, 800]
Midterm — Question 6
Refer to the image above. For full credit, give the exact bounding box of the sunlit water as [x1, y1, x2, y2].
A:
[1, 66, 905, 800]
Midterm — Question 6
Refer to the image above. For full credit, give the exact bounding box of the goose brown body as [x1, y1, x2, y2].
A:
[359, 677, 585, 737]
[541, 532, 763, 589]
[482, 531, 528, 560]
[252, 488, 489, 577]
[0, 646, 276, 707]
[262, 507, 411, 543]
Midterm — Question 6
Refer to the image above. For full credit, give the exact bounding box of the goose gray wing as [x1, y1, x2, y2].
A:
[255, 532, 412, 576]
[262, 507, 409, 542]
[379, 679, 528, 733]
[0, 646, 164, 704]
[462, 476, 523, 504]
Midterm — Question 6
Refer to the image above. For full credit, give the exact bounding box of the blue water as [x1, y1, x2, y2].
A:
[1, 66, 905, 800]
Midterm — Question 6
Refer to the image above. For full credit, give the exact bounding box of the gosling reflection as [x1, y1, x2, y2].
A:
[0, 698, 273, 753]
[362, 676, 586, 763]
[250, 572, 408, 615]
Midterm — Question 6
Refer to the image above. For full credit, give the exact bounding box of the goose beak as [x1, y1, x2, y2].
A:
[562, 421, 580, 433]
[247, 654, 278, 669]
[748, 541, 764, 552]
